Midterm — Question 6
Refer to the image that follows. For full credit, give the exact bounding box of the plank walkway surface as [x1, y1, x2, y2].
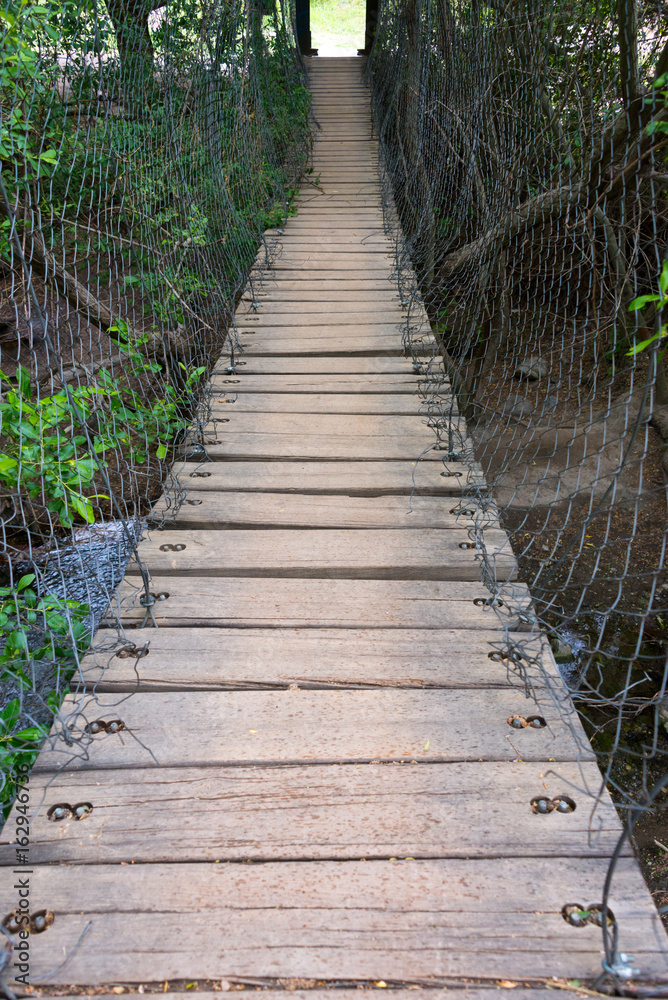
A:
[1, 56, 667, 993]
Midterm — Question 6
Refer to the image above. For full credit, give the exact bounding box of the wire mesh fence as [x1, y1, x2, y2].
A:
[0, 0, 310, 811]
[2, 0, 668, 985]
[367, 0, 668, 983]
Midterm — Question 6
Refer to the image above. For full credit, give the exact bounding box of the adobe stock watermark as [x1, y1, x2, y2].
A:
[10, 761, 33, 985]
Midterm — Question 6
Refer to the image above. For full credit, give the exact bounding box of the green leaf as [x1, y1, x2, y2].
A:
[660, 261, 668, 297]
[156, 443, 167, 459]
[628, 294, 660, 311]
[16, 366, 30, 399]
[626, 327, 668, 356]
[70, 495, 95, 523]
[16, 574, 35, 592]
[12, 727, 44, 742]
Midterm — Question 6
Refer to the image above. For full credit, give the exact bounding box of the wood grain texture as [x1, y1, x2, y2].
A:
[153, 495, 490, 530]
[1, 859, 663, 982]
[204, 412, 452, 437]
[236, 312, 405, 326]
[77, 626, 553, 691]
[210, 374, 423, 392]
[200, 434, 445, 461]
[237, 335, 418, 356]
[170, 462, 468, 494]
[34, 993, 601, 1000]
[208, 392, 451, 413]
[114, 576, 528, 629]
[0, 761, 624, 863]
[153, 496, 499, 533]
[213, 357, 420, 374]
[126, 527, 515, 580]
[36, 687, 588, 769]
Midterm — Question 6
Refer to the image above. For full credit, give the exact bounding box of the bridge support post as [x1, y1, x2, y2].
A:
[295, 0, 315, 54]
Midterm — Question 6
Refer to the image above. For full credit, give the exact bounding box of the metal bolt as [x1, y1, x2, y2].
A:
[52, 806, 68, 820]
[556, 799, 571, 813]
[32, 915, 45, 932]
[74, 803, 92, 819]
[531, 717, 544, 728]
[108, 721, 120, 733]
[89, 721, 101, 734]
[511, 717, 524, 729]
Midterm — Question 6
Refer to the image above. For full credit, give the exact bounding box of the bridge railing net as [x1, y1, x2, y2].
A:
[0, 0, 309, 807]
[369, 0, 668, 976]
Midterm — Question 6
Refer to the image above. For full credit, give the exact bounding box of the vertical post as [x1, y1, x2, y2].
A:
[360, 0, 378, 54]
[295, 0, 312, 54]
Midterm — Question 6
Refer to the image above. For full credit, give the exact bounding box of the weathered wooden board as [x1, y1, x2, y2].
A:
[210, 374, 423, 392]
[114, 576, 530, 629]
[213, 357, 418, 374]
[247, 280, 393, 291]
[36, 687, 588, 769]
[274, 260, 388, 272]
[76, 626, 550, 691]
[203, 411, 456, 437]
[128, 527, 514, 580]
[236, 336, 415, 356]
[208, 392, 445, 413]
[0, 761, 624, 864]
[267, 240, 392, 250]
[236, 312, 404, 326]
[2, 859, 664, 983]
[199, 412, 457, 459]
[237, 290, 396, 300]
[201, 434, 443, 460]
[33, 993, 595, 1000]
[170, 461, 468, 493]
[151, 495, 495, 532]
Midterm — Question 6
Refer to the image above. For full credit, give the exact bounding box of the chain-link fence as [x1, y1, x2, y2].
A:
[0, 0, 310, 811]
[368, 0, 668, 983]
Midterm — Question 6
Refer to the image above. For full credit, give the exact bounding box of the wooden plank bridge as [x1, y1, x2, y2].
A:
[1, 56, 667, 994]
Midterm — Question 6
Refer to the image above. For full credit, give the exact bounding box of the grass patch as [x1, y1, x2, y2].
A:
[310, 0, 365, 54]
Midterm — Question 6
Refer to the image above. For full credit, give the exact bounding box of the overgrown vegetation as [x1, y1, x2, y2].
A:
[0, 0, 311, 808]
[369, 0, 668, 852]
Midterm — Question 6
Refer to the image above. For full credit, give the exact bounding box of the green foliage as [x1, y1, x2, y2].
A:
[627, 259, 668, 358]
[0, 697, 45, 815]
[0, 574, 90, 815]
[0, 364, 201, 528]
[0, 573, 89, 680]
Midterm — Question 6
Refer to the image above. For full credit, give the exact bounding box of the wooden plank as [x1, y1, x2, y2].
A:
[243, 279, 395, 291]
[204, 413, 446, 437]
[236, 336, 412, 356]
[236, 313, 405, 327]
[128, 528, 515, 580]
[274, 257, 389, 270]
[76, 626, 550, 691]
[152, 495, 492, 531]
[113, 576, 531, 629]
[237, 338, 434, 357]
[26, 993, 595, 1000]
[0, 761, 625, 864]
[170, 461, 468, 493]
[210, 374, 423, 391]
[201, 434, 444, 460]
[241, 292, 399, 302]
[213, 357, 419, 374]
[207, 392, 449, 413]
[2, 858, 663, 982]
[35, 687, 588, 770]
